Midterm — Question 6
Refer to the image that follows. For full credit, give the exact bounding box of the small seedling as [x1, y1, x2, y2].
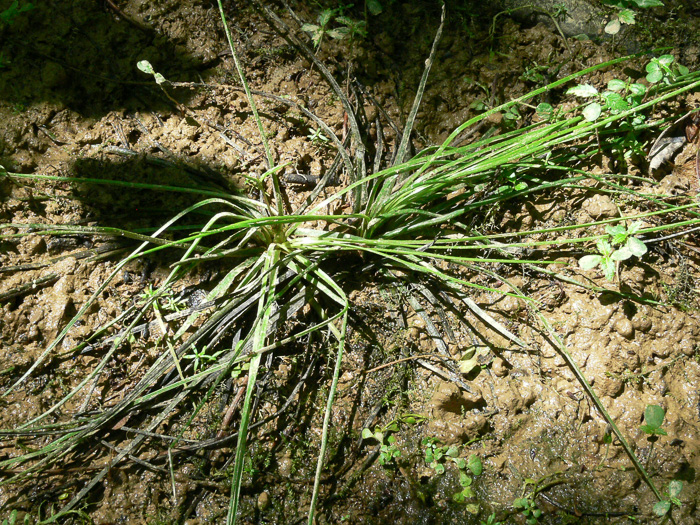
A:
[469, 99, 489, 113]
[514, 496, 543, 524]
[137, 60, 168, 85]
[183, 344, 224, 373]
[640, 404, 667, 469]
[335, 16, 367, 42]
[567, 75, 648, 123]
[535, 102, 554, 121]
[646, 54, 689, 84]
[307, 127, 330, 145]
[653, 480, 683, 517]
[596, 431, 614, 470]
[601, 0, 663, 35]
[579, 221, 647, 281]
[422, 438, 482, 505]
[362, 418, 413, 465]
[162, 294, 187, 313]
[640, 404, 667, 437]
[362, 422, 401, 466]
[503, 105, 521, 127]
[301, 9, 347, 50]
[494, 169, 534, 196]
[521, 63, 548, 84]
[453, 455, 483, 506]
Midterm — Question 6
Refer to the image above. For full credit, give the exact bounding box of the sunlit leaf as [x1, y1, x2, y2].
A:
[567, 84, 598, 97]
[579, 254, 602, 270]
[644, 404, 666, 428]
[583, 102, 602, 121]
[653, 501, 671, 516]
[629, 83, 646, 95]
[627, 237, 647, 257]
[618, 8, 635, 25]
[601, 258, 616, 281]
[611, 246, 633, 261]
[668, 480, 683, 498]
[468, 455, 482, 476]
[605, 18, 621, 35]
[607, 79, 627, 92]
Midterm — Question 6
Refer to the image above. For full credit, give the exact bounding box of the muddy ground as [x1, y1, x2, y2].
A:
[1, 0, 700, 523]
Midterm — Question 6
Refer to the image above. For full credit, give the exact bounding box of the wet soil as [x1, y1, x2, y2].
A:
[2, 1, 700, 524]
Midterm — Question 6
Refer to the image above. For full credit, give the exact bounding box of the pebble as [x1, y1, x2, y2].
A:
[614, 317, 634, 339]
[582, 194, 619, 219]
[492, 357, 509, 377]
[257, 491, 271, 510]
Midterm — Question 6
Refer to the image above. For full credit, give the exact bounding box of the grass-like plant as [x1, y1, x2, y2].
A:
[2, 4, 700, 524]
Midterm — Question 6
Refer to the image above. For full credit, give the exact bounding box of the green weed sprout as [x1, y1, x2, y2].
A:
[335, 16, 367, 41]
[567, 78, 647, 122]
[602, 0, 663, 35]
[362, 424, 401, 466]
[184, 344, 225, 373]
[640, 404, 667, 437]
[653, 480, 683, 517]
[422, 438, 482, 505]
[362, 414, 425, 466]
[513, 496, 543, 524]
[0, 510, 18, 525]
[646, 54, 690, 84]
[579, 221, 648, 281]
[307, 127, 330, 145]
[640, 404, 667, 470]
[301, 9, 348, 50]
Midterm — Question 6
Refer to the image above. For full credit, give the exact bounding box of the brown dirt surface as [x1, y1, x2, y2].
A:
[1, 1, 700, 524]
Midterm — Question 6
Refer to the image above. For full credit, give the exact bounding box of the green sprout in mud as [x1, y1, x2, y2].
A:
[579, 220, 648, 281]
[301, 9, 348, 50]
[653, 480, 683, 518]
[513, 495, 543, 525]
[602, 0, 663, 35]
[363, 414, 424, 467]
[521, 63, 549, 85]
[422, 438, 482, 507]
[640, 404, 667, 437]
[646, 54, 689, 85]
[513, 473, 567, 524]
[307, 127, 330, 145]
[640, 404, 667, 472]
[362, 424, 401, 466]
[493, 168, 541, 196]
[335, 15, 367, 42]
[535, 102, 554, 121]
[184, 344, 224, 373]
[1, 505, 89, 525]
[0, 510, 18, 525]
[567, 77, 646, 122]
